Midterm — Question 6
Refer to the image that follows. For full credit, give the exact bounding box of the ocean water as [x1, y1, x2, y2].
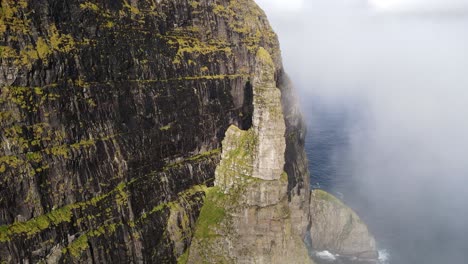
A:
[305, 100, 392, 263]
[304, 99, 468, 264]
[305, 101, 351, 193]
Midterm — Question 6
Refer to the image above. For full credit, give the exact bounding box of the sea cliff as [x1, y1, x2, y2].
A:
[0, 1, 376, 263]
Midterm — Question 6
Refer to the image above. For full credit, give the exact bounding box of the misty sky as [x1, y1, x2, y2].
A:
[256, 0, 468, 263]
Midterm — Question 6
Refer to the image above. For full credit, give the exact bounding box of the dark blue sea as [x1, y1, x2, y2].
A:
[304, 98, 468, 264]
[304, 99, 396, 263]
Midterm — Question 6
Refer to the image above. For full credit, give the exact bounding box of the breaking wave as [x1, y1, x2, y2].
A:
[315, 250, 337, 261]
[378, 249, 390, 264]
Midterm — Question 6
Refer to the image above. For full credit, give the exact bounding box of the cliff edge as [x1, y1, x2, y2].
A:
[0, 0, 309, 262]
[184, 48, 312, 264]
[0, 0, 376, 263]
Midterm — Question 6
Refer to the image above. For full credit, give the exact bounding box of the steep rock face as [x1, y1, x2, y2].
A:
[310, 190, 378, 264]
[0, 0, 310, 263]
[251, 48, 286, 181]
[186, 49, 312, 264]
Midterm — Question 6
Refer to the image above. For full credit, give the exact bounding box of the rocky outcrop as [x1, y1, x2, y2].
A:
[0, 0, 377, 263]
[185, 48, 313, 264]
[0, 0, 310, 263]
[251, 48, 286, 181]
[310, 190, 378, 263]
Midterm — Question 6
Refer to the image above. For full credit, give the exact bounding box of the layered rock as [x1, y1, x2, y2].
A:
[186, 48, 312, 264]
[251, 48, 286, 181]
[310, 190, 378, 264]
[0, 0, 378, 263]
[0, 0, 310, 263]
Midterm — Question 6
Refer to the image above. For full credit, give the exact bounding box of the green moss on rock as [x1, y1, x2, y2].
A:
[65, 234, 88, 258]
[313, 189, 345, 207]
[193, 187, 226, 239]
[177, 250, 189, 264]
[0, 205, 74, 242]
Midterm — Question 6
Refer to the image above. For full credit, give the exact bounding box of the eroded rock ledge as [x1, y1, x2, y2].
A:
[184, 48, 312, 264]
[310, 190, 379, 264]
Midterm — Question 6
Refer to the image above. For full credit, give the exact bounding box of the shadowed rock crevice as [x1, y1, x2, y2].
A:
[240, 81, 253, 130]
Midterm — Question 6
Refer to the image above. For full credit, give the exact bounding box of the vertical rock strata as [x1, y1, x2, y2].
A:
[251, 48, 286, 181]
[0, 0, 311, 263]
[0, 0, 378, 263]
[186, 48, 313, 264]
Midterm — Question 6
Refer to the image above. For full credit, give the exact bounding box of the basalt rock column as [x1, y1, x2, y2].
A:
[185, 48, 314, 264]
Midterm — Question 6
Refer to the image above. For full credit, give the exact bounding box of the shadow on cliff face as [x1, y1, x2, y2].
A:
[240, 81, 254, 130]
[257, 0, 468, 263]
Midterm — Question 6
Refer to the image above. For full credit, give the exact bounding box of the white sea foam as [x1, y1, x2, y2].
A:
[315, 250, 337, 261]
[378, 249, 390, 264]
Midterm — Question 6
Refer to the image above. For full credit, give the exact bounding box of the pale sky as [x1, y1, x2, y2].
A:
[369, 0, 468, 12]
[255, 0, 303, 12]
[257, 0, 468, 13]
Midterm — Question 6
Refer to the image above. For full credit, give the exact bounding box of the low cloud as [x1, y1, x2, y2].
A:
[368, 0, 468, 14]
[255, 0, 303, 13]
[256, 0, 468, 263]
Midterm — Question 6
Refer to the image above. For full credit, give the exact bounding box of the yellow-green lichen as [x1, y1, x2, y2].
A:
[49, 24, 76, 53]
[0, 155, 23, 169]
[70, 139, 95, 150]
[123, 0, 140, 15]
[104, 20, 115, 28]
[166, 33, 232, 65]
[115, 182, 130, 206]
[47, 145, 70, 158]
[187, 149, 221, 162]
[17, 45, 38, 68]
[280, 171, 288, 182]
[65, 234, 88, 258]
[79, 2, 99, 12]
[256, 47, 274, 65]
[0, 151, 217, 242]
[36, 37, 52, 62]
[189, 0, 200, 9]
[159, 124, 172, 131]
[0, 0, 30, 35]
[25, 152, 42, 163]
[63, 221, 122, 258]
[0, 205, 74, 242]
[141, 185, 208, 223]
[313, 189, 345, 207]
[177, 249, 189, 264]
[0, 45, 17, 59]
